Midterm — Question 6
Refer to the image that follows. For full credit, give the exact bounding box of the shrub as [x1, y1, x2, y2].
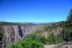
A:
[11, 33, 44, 48]
[47, 33, 63, 44]
[11, 32, 63, 48]
[60, 30, 72, 42]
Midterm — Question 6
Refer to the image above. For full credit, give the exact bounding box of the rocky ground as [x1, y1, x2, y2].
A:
[44, 45, 57, 48]
[44, 42, 72, 48]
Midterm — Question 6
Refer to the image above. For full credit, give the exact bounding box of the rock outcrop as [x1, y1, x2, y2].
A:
[0, 22, 63, 48]
[0, 25, 45, 48]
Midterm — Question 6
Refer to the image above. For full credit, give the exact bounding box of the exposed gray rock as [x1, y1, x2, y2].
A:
[57, 42, 72, 48]
[0, 24, 62, 48]
[1, 25, 44, 48]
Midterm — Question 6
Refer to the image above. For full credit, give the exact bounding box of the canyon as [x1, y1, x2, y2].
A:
[0, 22, 62, 48]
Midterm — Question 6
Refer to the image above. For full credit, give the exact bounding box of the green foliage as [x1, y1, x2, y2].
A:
[58, 9, 72, 42]
[44, 25, 56, 32]
[64, 9, 72, 32]
[11, 32, 63, 48]
[46, 33, 63, 44]
[60, 9, 72, 42]
[24, 33, 41, 41]
[67, 9, 72, 22]
[39, 36, 47, 44]
[0, 26, 3, 41]
[0, 32, 3, 41]
[11, 40, 44, 48]
[60, 30, 72, 42]
[11, 33, 44, 48]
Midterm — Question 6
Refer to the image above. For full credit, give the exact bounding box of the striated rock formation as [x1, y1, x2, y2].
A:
[1, 25, 45, 48]
[0, 22, 63, 48]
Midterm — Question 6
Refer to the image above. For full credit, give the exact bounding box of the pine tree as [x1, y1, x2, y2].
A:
[67, 9, 72, 22]
[64, 9, 72, 32]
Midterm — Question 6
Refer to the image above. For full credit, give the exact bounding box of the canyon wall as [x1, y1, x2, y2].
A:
[0, 23, 63, 48]
[1, 25, 45, 48]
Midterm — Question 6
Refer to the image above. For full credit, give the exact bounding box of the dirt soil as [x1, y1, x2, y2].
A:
[44, 45, 57, 48]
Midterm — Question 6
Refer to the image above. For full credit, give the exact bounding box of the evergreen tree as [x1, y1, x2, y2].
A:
[64, 9, 72, 32]
[61, 9, 72, 42]
[67, 9, 72, 22]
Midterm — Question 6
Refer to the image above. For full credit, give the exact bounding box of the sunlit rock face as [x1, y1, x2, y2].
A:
[1, 25, 32, 48]
[1, 25, 45, 48]
[0, 23, 63, 48]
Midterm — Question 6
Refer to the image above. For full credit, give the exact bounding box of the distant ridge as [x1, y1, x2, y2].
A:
[0, 21, 64, 26]
[0, 21, 36, 25]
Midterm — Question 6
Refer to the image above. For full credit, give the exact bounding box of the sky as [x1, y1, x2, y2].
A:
[0, 0, 72, 23]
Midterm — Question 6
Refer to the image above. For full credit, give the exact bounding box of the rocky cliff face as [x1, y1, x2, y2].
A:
[0, 22, 63, 48]
[0, 24, 45, 48]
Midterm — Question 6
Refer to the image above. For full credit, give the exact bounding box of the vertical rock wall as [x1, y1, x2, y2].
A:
[0, 24, 62, 48]
[1, 25, 44, 48]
